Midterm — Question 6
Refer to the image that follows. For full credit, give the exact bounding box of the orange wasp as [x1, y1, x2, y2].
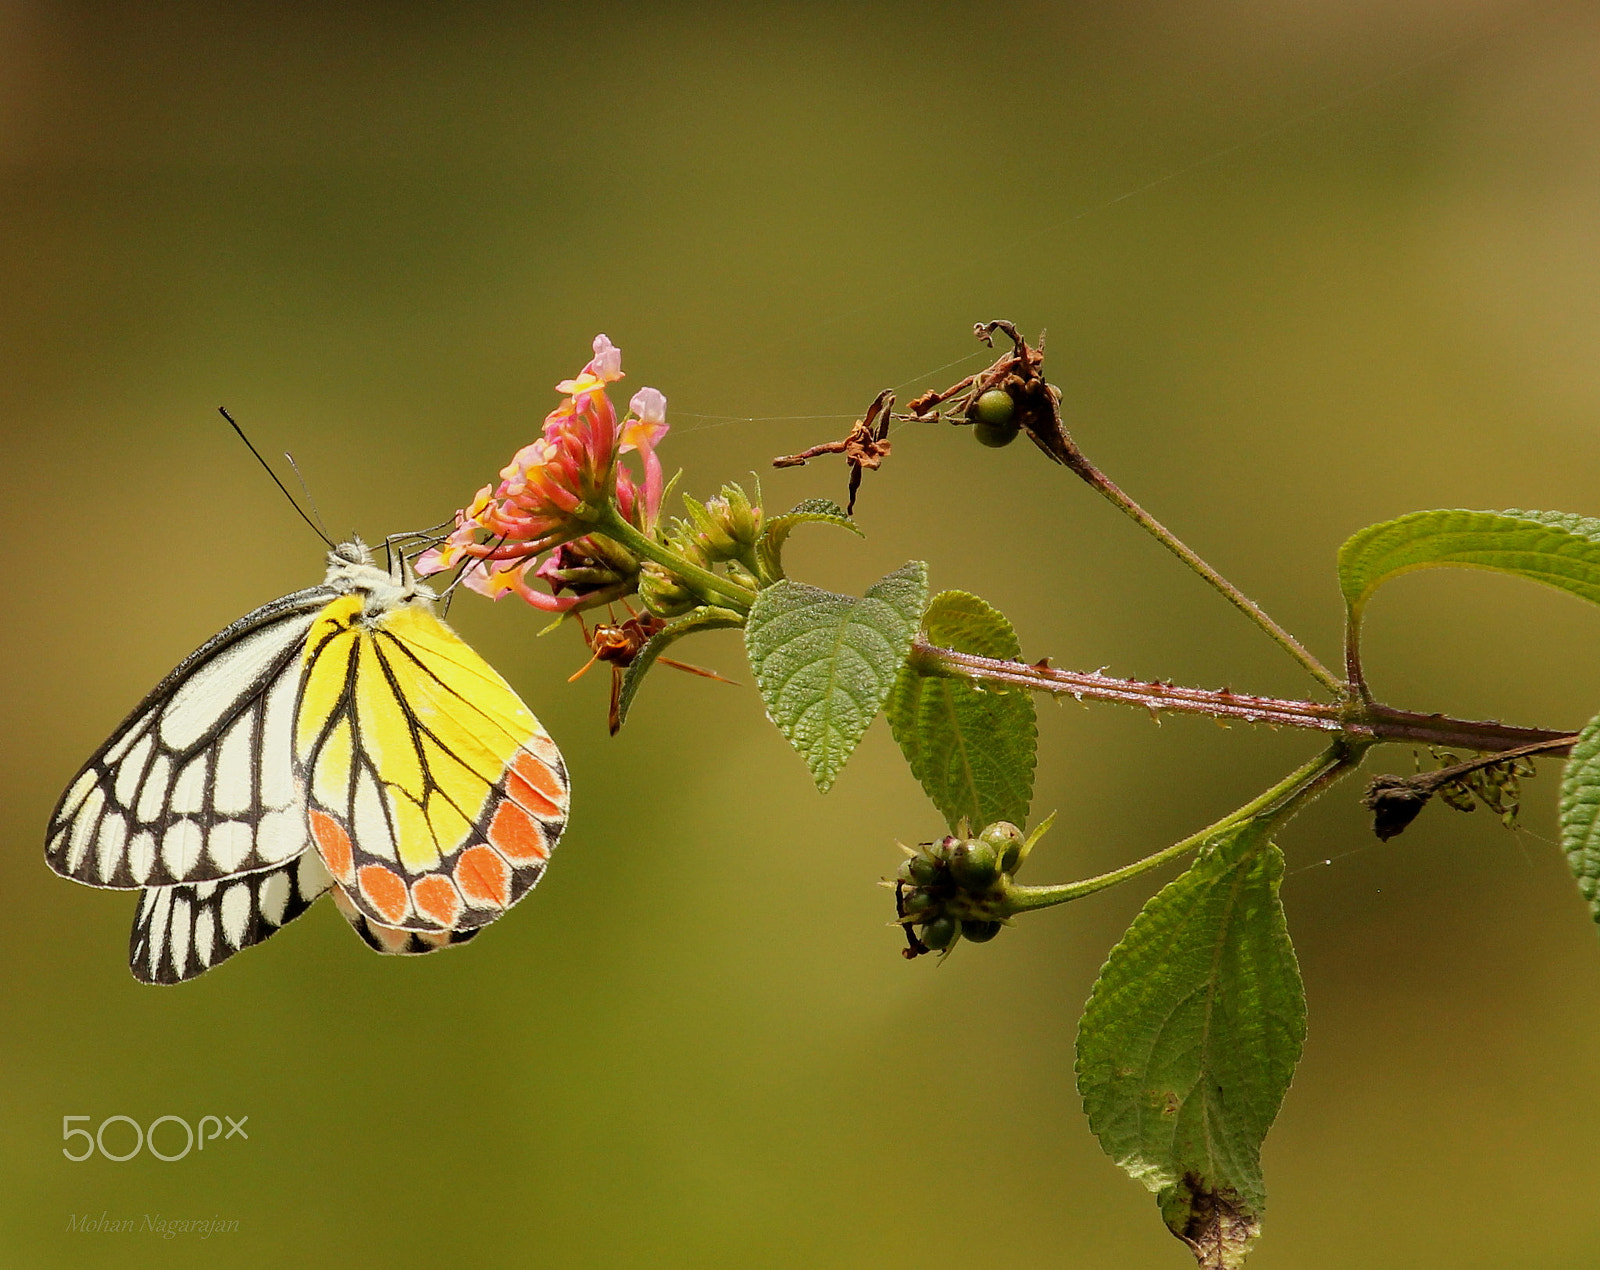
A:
[569, 607, 735, 735]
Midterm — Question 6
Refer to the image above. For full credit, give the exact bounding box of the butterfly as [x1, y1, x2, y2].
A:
[45, 539, 570, 984]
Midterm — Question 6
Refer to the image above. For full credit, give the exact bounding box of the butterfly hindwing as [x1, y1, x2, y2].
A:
[296, 597, 570, 934]
[329, 884, 483, 956]
[129, 850, 333, 985]
[46, 588, 335, 890]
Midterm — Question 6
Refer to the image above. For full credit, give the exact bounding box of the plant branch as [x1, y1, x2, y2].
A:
[1055, 443, 1345, 696]
[911, 322, 1343, 694]
[910, 640, 1577, 755]
[1007, 742, 1362, 911]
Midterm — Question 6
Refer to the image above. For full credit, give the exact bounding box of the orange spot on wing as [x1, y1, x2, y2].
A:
[411, 875, 464, 928]
[455, 846, 511, 909]
[506, 750, 565, 817]
[311, 810, 355, 885]
[358, 864, 410, 925]
[488, 800, 550, 863]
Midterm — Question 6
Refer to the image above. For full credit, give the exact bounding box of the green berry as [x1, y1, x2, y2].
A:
[960, 919, 1003, 943]
[919, 915, 960, 951]
[975, 389, 1016, 425]
[973, 419, 1020, 448]
[980, 821, 1027, 874]
[906, 855, 941, 886]
[948, 838, 999, 891]
[972, 390, 1020, 448]
[899, 887, 935, 920]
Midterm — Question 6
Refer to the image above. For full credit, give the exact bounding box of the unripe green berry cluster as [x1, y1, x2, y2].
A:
[895, 821, 1029, 955]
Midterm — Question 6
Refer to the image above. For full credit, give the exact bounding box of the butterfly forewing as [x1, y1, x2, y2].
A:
[46, 588, 335, 889]
[296, 597, 570, 933]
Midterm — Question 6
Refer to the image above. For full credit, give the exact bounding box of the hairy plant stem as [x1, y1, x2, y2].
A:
[1052, 438, 1346, 697]
[910, 640, 1577, 755]
[1006, 742, 1364, 913]
[593, 505, 758, 612]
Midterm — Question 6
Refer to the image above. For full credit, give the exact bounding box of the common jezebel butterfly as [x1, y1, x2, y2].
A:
[46, 540, 570, 983]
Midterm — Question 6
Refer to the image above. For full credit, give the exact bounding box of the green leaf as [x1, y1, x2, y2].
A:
[612, 606, 745, 733]
[1077, 821, 1306, 1270]
[757, 498, 863, 583]
[1560, 711, 1600, 926]
[744, 562, 928, 793]
[1338, 509, 1600, 634]
[885, 590, 1036, 833]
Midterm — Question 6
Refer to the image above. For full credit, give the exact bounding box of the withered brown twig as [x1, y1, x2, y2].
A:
[772, 388, 895, 515]
[1361, 735, 1574, 841]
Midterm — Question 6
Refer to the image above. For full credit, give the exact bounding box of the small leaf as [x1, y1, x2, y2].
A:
[886, 590, 1036, 832]
[744, 562, 928, 793]
[1560, 711, 1600, 926]
[1338, 509, 1600, 638]
[613, 606, 745, 733]
[1077, 822, 1305, 1270]
[757, 498, 863, 583]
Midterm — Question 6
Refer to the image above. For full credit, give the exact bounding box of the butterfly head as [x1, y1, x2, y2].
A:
[325, 538, 436, 611]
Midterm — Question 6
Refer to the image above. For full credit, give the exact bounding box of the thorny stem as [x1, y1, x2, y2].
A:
[910, 640, 1578, 755]
[1006, 742, 1363, 912]
[593, 505, 758, 612]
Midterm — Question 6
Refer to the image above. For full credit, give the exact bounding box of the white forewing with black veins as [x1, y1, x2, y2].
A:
[46, 587, 334, 888]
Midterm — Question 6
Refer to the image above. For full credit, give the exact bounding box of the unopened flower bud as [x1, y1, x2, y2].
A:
[638, 560, 698, 617]
[709, 484, 761, 550]
[684, 495, 740, 558]
[534, 535, 640, 603]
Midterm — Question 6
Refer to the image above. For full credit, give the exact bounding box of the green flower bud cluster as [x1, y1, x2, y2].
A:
[894, 821, 1030, 957]
[640, 483, 763, 614]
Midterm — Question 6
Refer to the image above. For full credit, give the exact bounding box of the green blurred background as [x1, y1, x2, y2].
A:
[6, 2, 1600, 1265]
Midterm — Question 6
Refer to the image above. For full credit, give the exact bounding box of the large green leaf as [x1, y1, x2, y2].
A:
[612, 605, 746, 733]
[1338, 509, 1600, 631]
[744, 562, 928, 793]
[1077, 822, 1305, 1270]
[885, 589, 1036, 832]
[1560, 711, 1600, 926]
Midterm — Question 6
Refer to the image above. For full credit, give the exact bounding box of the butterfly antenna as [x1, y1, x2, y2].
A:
[283, 450, 335, 547]
[218, 407, 336, 549]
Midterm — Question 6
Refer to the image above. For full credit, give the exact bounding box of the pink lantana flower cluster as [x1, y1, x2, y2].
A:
[416, 335, 668, 611]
